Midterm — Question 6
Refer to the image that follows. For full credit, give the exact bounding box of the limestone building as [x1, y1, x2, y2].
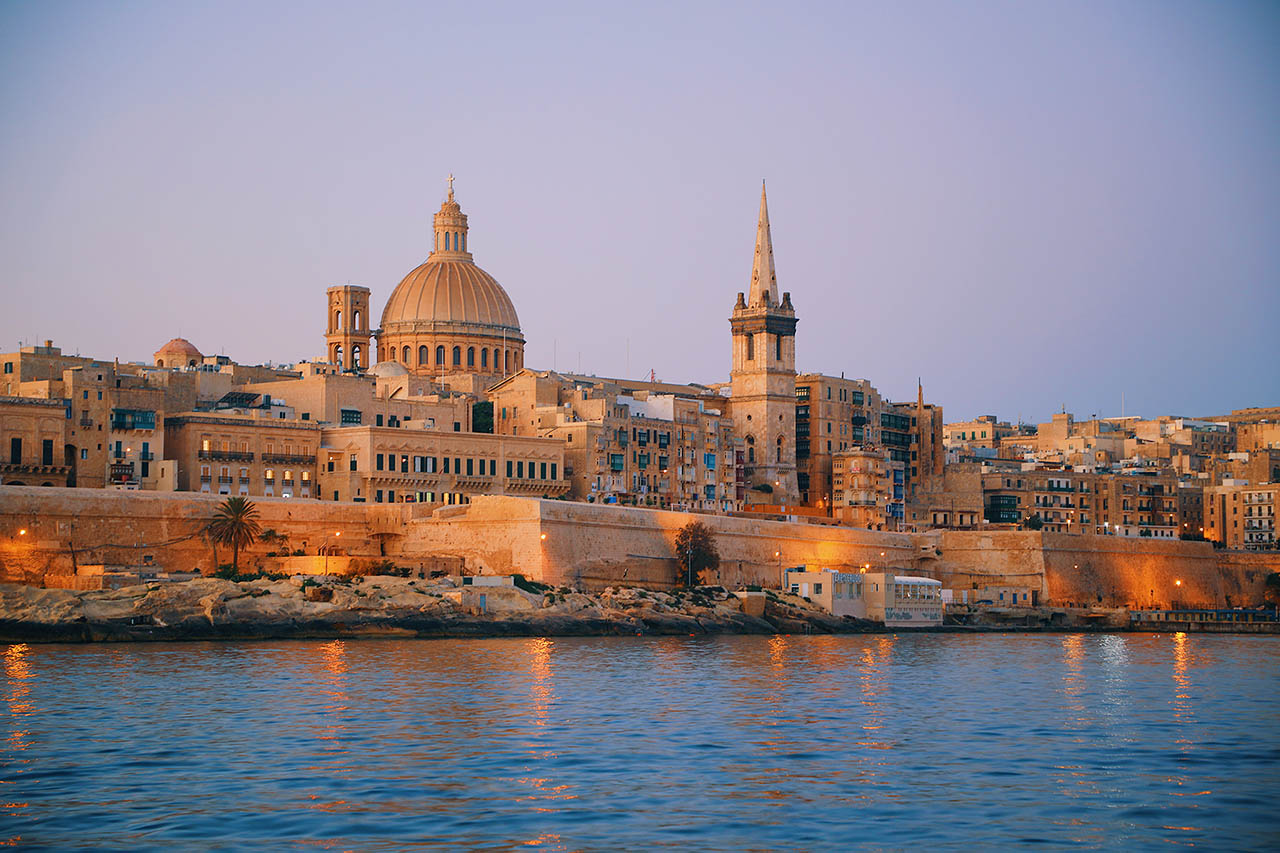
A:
[164, 413, 321, 498]
[374, 180, 524, 383]
[318, 424, 567, 505]
[794, 373, 885, 507]
[325, 286, 372, 371]
[729, 183, 798, 504]
[487, 369, 741, 511]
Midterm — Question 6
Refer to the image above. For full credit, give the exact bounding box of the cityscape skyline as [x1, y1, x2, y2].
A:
[1, 1, 1277, 424]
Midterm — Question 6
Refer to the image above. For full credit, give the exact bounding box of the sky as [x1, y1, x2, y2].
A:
[1, 0, 1276, 424]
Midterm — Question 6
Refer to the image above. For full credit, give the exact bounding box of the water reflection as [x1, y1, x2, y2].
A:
[3, 645, 34, 755]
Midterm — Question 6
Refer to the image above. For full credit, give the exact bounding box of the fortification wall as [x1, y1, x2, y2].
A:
[392, 497, 916, 590]
[3, 488, 1276, 605]
[0, 487, 398, 583]
[934, 529, 1276, 609]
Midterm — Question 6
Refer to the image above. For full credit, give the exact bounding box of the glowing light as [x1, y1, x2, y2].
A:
[540, 533, 547, 541]
[17, 530, 25, 537]
[1174, 579, 1182, 587]
[334, 531, 341, 537]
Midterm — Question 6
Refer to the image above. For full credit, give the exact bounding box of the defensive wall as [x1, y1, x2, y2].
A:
[1, 487, 1276, 608]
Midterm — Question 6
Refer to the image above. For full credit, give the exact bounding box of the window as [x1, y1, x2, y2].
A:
[9, 437, 20, 464]
[419, 345, 428, 365]
[402, 346, 410, 363]
[703, 453, 716, 469]
[340, 409, 361, 425]
[517, 461, 525, 478]
[349, 454, 357, 472]
[467, 347, 475, 367]
[481, 349, 488, 369]
[775, 334, 782, 361]
[376, 414, 384, 427]
[452, 346, 461, 366]
[540, 462, 547, 480]
[507, 460, 513, 478]
[551, 463, 557, 480]
[436, 345, 445, 365]
[444, 457, 451, 473]
[745, 333, 754, 360]
[2, 362, 10, 374]
[401, 455, 409, 473]
[376, 453, 384, 471]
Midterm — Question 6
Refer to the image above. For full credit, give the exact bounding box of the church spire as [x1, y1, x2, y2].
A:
[749, 180, 778, 307]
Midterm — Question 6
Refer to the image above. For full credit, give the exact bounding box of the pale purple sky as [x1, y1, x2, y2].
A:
[1, 1, 1276, 422]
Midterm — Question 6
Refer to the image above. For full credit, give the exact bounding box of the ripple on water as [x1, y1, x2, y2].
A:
[0, 635, 1277, 850]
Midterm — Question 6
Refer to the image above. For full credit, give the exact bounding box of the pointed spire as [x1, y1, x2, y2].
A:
[749, 180, 778, 307]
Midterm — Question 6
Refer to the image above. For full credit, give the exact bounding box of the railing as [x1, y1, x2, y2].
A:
[79, 417, 92, 427]
[218, 476, 233, 484]
[140, 451, 155, 461]
[198, 450, 254, 462]
[261, 454, 316, 465]
[1131, 609, 1278, 624]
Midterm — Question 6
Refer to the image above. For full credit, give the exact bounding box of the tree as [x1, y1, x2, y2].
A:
[675, 521, 720, 587]
[1023, 514, 1044, 531]
[1264, 572, 1280, 609]
[207, 496, 262, 573]
[472, 401, 494, 434]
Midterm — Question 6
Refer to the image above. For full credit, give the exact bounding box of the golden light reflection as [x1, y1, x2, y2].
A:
[526, 637, 553, 728]
[312, 640, 351, 766]
[3, 645, 34, 756]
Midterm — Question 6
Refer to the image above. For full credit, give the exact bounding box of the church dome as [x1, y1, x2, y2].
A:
[375, 179, 525, 379]
[380, 260, 520, 332]
[368, 360, 409, 378]
[154, 337, 203, 367]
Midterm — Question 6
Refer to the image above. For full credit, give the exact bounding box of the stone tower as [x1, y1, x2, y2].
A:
[325, 284, 372, 371]
[730, 181, 799, 504]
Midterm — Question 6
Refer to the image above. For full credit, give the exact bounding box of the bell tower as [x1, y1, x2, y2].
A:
[325, 284, 372, 371]
[730, 181, 799, 504]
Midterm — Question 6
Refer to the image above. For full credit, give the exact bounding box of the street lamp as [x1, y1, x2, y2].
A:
[17, 529, 26, 536]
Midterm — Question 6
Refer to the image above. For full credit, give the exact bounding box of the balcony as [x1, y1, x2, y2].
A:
[262, 453, 316, 465]
[140, 451, 154, 461]
[198, 450, 254, 462]
[78, 417, 93, 427]
[218, 476, 233, 484]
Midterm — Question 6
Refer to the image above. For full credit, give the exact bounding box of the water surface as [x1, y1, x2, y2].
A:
[2, 634, 1277, 850]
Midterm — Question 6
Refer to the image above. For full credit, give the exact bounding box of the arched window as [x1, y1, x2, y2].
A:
[745, 333, 754, 361]
[156, 359, 164, 367]
[335, 345, 344, 366]
[352, 345, 362, 368]
[334, 309, 341, 331]
[746, 435, 755, 464]
[354, 310, 361, 330]
[436, 345, 445, 365]
[418, 345, 429, 365]
[504, 350, 510, 373]
[776, 435, 784, 462]
[388, 347, 395, 361]
[402, 346, 410, 363]
[467, 347, 475, 367]
[481, 348, 488, 369]
[452, 346, 461, 366]
[461, 233, 466, 252]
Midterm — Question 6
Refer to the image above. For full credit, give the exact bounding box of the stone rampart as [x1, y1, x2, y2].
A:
[3, 488, 1276, 605]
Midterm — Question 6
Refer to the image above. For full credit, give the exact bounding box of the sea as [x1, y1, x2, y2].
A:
[1, 633, 1277, 851]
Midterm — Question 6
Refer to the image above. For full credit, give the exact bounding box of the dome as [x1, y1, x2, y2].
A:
[380, 260, 521, 333]
[368, 360, 409, 378]
[374, 180, 526, 380]
[154, 337, 203, 367]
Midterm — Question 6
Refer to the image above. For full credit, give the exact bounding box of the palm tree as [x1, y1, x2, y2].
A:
[207, 496, 262, 573]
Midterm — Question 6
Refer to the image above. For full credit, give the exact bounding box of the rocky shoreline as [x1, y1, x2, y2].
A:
[0, 575, 904, 643]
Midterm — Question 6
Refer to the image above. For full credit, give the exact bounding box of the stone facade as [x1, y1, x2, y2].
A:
[317, 425, 567, 505]
[164, 413, 321, 498]
[728, 183, 798, 504]
[325, 285, 372, 371]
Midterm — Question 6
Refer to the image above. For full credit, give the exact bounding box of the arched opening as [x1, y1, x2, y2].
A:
[436, 345, 445, 366]
[334, 309, 342, 331]
[746, 434, 755, 464]
[461, 233, 466, 252]
[187, 359, 196, 367]
[452, 346, 462, 366]
[776, 435, 784, 462]
[466, 347, 475, 367]
[402, 345, 410, 364]
[156, 359, 164, 367]
[745, 333, 754, 361]
[388, 347, 395, 362]
[354, 310, 361, 330]
[504, 350, 510, 373]
[352, 345, 362, 368]
[335, 345, 344, 366]
[418, 345, 429, 365]
[481, 348, 488, 370]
